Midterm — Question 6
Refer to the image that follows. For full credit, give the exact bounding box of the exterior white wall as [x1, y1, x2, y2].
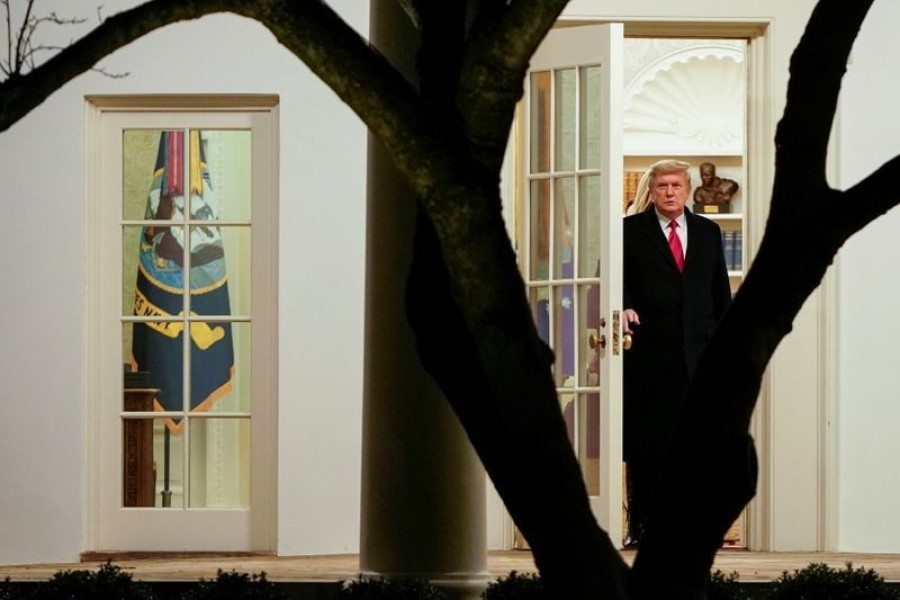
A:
[0, 1, 368, 563]
[837, 0, 900, 552]
[4, 0, 900, 566]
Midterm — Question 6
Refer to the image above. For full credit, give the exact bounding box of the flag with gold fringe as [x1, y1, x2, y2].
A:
[131, 130, 234, 432]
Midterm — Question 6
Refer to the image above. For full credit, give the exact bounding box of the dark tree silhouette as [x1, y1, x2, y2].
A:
[0, 1, 893, 598]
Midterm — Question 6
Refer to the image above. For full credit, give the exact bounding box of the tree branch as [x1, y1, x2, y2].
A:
[773, 0, 874, 203]
[836, 155, 900, 240]
[0, 0, 238, 132]
[632, 1, 881, 597]
[457, 0, 570, 172]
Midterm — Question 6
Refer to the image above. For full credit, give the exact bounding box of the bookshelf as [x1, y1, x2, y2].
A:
[623, 154, 746, 294]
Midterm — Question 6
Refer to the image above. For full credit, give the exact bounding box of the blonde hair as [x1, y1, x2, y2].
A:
[627, 159, 692, 215]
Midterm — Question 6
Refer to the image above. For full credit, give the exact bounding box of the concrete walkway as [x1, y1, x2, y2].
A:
[2, 550, 900, 583]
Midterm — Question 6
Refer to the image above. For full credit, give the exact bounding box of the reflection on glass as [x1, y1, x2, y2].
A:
[530, 71, 551, 173]
[528, 286, 551, 347]
[189, 418, 250, 508]
[578, 176, 602, 278]
[554, 285, 576, 387]
[529, 179, 551, 281]
[553, 177, 575, 280]
[578, 393, 601, 496]
[580, 66, 602, 170]
[121, 417, 183, 508]
[554, 68, 576, 172]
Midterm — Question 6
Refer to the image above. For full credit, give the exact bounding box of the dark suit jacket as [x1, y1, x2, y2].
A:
[622, 207, 731, 460]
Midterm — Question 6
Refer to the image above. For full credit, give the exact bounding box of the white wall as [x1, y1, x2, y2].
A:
[0, 1, 368, 563]
[837, 0, 900, 552]
[5, 0, 900, 565]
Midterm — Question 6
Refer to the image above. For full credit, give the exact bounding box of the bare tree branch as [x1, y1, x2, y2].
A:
[838, 155, 900, 239]
[457, 0, 570, 172]
[629, 1, 881, 597]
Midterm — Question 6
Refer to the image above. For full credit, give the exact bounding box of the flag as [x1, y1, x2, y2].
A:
[131, 130, 234, 433]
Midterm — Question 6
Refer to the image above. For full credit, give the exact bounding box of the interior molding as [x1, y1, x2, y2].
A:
[623, 43, 745, 155]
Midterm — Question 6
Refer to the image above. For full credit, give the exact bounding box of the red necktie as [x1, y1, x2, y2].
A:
[667, 220, 684, 272]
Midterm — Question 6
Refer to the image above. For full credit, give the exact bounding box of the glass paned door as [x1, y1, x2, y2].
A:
[525, 24, 624, 544]
[93, 106, 277, 552]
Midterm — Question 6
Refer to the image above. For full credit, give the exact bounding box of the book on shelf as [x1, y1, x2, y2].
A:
[623, 170, 645, 212]
[720, 230, 743, 272]
[722, 230, 735, 271]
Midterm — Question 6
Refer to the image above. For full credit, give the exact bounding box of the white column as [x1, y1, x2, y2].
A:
[360, 2, 488, 599]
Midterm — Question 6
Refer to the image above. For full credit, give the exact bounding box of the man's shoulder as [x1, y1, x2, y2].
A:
[624, 210, 653, 228]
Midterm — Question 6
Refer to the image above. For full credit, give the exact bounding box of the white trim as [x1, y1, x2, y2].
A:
[745, 23, 776, 553]
[84, 100, 104, 552]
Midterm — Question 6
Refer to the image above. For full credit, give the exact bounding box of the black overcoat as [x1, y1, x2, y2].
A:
[622, 207, 732, 460]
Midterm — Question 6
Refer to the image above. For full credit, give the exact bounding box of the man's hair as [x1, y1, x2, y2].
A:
[648, 159, 692, 188]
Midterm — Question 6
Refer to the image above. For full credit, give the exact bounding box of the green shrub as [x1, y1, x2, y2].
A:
[482, 571, 546, 600]
[339, 575, 448, 600]
[0, 577, 17, 600]
[29, 561, 156, 600]
[178, 569, 287, 600]
[767, 562, 900, 600]
[707, 570, 753, 600]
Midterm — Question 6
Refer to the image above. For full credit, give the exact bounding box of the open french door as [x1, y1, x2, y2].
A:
[522, 23, 625, 545]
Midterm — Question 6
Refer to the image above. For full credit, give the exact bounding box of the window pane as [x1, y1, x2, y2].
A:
[580, 66, 602, 170]
[528, 286, 551, 347]
[124, 321, 185, 415]
[560, 389, 575, 448]
[578, 393, 601, 496]
[191, 130, 251, 221]
[123, 129, 176, 222]
[189, 225, 249, 317]
[192, 321, 246, 413]
[553, 177, 575, 280]
[554, 285, 575, 387]
[579, 285, 602, 388]
[529, 179, 550, 281]
[188, 418, 250, 508]
[121, 417, 183, 508]
[529, 71, 551, 173]
[554, 68, 576, 171]
[578, 175, 602, 278]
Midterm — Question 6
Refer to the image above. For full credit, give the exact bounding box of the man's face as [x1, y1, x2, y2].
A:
[700, 165, 714, 185]
[650, 170, 690, 220]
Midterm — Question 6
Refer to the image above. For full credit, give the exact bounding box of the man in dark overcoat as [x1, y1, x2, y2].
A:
[622, 159, 732, 544]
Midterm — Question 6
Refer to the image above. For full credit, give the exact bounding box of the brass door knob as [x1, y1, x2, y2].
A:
[589, 333, 606, 349]
[622, 334, 632, 350]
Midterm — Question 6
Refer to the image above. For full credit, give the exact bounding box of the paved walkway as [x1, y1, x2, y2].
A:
[3, 550, 900, 583]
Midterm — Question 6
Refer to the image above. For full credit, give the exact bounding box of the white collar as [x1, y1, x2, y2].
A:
[654, 208, 686, 230]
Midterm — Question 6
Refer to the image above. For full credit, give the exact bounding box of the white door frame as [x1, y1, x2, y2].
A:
[495, 18, 839, 553]
[84, 96, 280, 553]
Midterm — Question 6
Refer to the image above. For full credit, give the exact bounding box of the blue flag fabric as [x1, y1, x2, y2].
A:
[131, 130, 234, 433]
